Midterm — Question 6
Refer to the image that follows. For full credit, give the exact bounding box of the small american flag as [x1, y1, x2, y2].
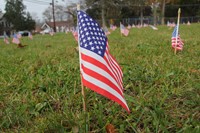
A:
[103, 27, 111, 36]
[110, 25, 117, 31]
[127, 24, 131, 29]
[149, 25, 158, 30]
[187, 21, 191, 26]
[17, 33, 22, 38]
[72, 27, 78, 42]
[4, 33, 9, 44]
[28, 32, 33, 39]
[78, 11, 130, 112]
[49, 30, 54, 36]
[12, 34, 20, 44]
[120, 23, 129, 36]
[171, 26, 184, 51]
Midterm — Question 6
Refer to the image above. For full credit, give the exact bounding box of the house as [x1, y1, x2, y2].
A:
[0, 10, 12, 36]
[41, 20, 74, 32]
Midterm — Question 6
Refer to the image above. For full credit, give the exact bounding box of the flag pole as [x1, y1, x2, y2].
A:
[77, 4, 86, 112]
[175, 8, 181, 54]
[77, 4, 88, 132]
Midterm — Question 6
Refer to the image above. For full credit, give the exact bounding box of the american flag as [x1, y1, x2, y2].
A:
[49, 30, 54, 36]
[127, 24, 131, 29]
[78, 11, 130, 112]
[187, 21, 191, 26]
[103, 27, 111, 36]
[72, 27, 78, 42]
[149, 25, 158, 30]
[12, 34, 20, 44]
[110, 25, 117, 31]
[28, 32, 33, 39]
[120, 23, 129, 36]
[17, 33, 22, 38]
[4, 33, 9, 44]
[171, 26, 184, 51]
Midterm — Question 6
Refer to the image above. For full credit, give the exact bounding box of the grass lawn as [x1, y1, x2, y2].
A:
[0, 23, 200, 132]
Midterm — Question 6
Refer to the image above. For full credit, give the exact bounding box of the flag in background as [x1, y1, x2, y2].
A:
[120, 23, 129, 36]
[110, 25, 117, 31]
[65, 29, 69, 34]
[72, 27, 78, 42]
[149, 25, 158, 30]
[132, 24, 136, 28]
[3, 33, 9, 44]
[167, 21, 170, 27]
[127, 24, 131, 29]
[12, 34, 20, 44]
[171, 26, 184, 51]
[49, 29, 54, 36]
[28, 32, 33, 39]
[187, 21, 191, 25]
[78, 11, 130, 112]
[136, 24, 142, 28]
[17, 33, 22, 38]
[143, 23, 148, 27]
[50, 31, 54, 36]
[103, 27, 111, 36]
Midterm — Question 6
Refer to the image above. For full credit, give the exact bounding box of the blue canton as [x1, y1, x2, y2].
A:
[172, 26, 178, 37]
[78, 11, 107, 57]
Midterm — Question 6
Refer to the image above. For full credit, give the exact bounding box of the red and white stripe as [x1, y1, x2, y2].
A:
[73, 31, 78, 42]
[12, 38, 20, 44]
[171, 36, 184, 51]
[17, 34, 22, 38]
[121, 29, 129, 36]
[4, 38, 9, 44]
[80, 44, 130, 112]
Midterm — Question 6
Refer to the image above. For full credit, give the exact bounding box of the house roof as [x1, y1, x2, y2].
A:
[46, 21, 68, 27]
[41, 20, 74, 30]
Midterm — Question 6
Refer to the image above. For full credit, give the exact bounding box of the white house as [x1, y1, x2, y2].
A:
[41, 20, 74, 33]
[0, 10, 12, 36]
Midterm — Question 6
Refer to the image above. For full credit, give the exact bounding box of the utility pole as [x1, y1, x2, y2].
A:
[50, 0, 56, 32]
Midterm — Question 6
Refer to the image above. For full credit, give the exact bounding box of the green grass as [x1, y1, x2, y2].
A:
[0, 24, 200, 132]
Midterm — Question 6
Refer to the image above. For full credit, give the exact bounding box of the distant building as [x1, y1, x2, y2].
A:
[0, 10, 12, 36]
[41, 20, 74, 32]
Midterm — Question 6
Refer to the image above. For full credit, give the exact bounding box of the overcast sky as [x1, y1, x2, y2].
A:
[0, 0, 79, 20]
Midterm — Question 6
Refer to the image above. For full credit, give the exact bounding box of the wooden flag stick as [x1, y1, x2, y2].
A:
[77, 4, 86, 112]
[175, 8, 181, 54]
[77, 5, 89, 133]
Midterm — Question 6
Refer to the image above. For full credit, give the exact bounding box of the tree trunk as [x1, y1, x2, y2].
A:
[161, 0, 166, 25]
[140, 6, 144, 25]
[101, 0, 106, 28]
[152, 3, 157, 25]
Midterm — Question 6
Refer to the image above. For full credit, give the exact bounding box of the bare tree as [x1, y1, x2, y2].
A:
[43, 4, 68, 22]
[160, 0, 179, 24]
[127, 0, 146, 25]
[55, 5, 68, 21]
[85, 0, 124, 27]
[43, 6, 52, 22]
[150, 1, 160, 25]
[30, 12, 40, 23]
